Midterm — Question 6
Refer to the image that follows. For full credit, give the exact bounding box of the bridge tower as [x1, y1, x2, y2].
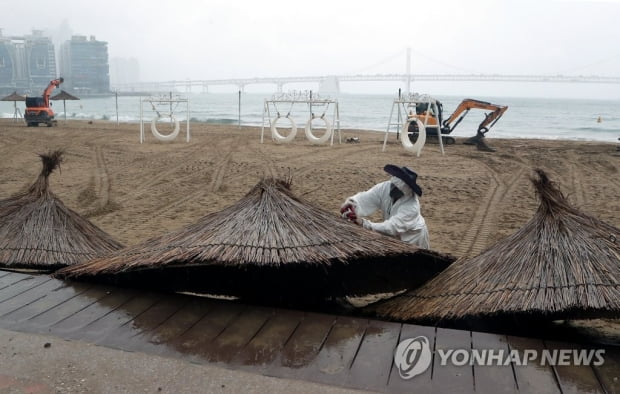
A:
[406, 47, 412, 94]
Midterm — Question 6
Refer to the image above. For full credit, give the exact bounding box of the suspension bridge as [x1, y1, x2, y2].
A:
[112, 48, 620, 94]
[112, 73, 620, 94]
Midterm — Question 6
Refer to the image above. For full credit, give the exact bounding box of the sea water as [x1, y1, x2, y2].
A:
[1, 93, 618, 143]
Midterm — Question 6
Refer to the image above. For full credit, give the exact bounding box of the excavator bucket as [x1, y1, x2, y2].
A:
[463, 130, 496, 152]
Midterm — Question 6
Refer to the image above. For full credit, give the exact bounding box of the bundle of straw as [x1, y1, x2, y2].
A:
[0, 150, 123, 272]
[371, 169, 620, 322]
[55, 178, 453, 301]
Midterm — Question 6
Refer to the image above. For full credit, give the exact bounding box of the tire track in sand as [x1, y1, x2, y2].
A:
[455, 164, 527, 258]
[94, 146, 110, 208]
[124, 138, 238, 236]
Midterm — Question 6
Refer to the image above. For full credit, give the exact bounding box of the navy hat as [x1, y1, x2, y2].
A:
[384, 164, 423, 197]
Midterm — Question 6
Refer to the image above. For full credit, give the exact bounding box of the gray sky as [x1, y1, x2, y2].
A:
[3, 0, 620, 97]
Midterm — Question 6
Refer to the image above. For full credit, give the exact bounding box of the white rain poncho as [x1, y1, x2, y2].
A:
[346, 177, 430, 248]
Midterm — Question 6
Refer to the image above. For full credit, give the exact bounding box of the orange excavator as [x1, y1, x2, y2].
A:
[24, 77, 64, 127]
[408, 97, 508, 152]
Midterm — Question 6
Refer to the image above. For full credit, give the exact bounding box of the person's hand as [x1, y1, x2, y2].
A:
[341, 208, 358, 223]
[340, 199, 356, 214]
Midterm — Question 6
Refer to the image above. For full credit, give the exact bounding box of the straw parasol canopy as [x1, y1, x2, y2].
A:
[0, 150, 124, 273]
[50, 90, 79, 120]
[370, 169, 620, 323]
[55, 177, 454, 305]
[1, 91, 26, 102]
[1, 91, 26, 122]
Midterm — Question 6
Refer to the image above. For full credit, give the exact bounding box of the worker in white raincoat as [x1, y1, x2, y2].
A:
[340, 164, 430, 248]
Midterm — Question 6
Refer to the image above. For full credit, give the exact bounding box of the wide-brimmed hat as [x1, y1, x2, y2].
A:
[384, 164, 422, 197]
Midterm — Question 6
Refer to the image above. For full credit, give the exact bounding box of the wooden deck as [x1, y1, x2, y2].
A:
[0, 271, 617, 393]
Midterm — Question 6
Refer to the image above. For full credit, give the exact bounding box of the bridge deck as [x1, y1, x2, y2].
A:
[0, 271, 617, 393]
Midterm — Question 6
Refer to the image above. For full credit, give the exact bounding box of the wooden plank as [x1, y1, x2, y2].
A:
[49, 287, 139, 336]
[72, 291, 158, 343]
[0, 279, 63, 320]
[170, 301, 247, 361]
[471, 331, 518, 394]
[299, 316, 367, 387]
[231, 308, 304, 370]
[544, 340, 605, 393]
[17, 287, 111, 333]
[97, 295, 189, 350]
[345, 319, 401, 392]
[0, 282, 92, 325]
[507, 336, 561, 394]
[593, 346, 620, 394]
[0, 275, 52, 303]
[127, 298, 215, 356]
[267, 312, 336, 380]
[387, 324, 436, 393]
[204, 306, 274, 364]
[0, 272, 33, 291]
[429, 327, 474, 393]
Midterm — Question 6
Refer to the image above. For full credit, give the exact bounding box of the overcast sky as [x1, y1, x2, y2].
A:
[3, 0, 620, 97]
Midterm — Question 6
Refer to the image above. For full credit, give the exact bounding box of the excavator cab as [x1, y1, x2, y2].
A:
[406, 98, 456, 145]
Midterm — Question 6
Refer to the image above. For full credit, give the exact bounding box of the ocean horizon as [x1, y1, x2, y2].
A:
[2, 92, 618, 143]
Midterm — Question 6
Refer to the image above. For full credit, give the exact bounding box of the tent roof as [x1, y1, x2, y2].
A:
[55, 178, 454, 298]
[50, 90, 80, 100]
[1, 91, 25, 101]
[370, 169, 620, 322]
[0, 151, 124, 272]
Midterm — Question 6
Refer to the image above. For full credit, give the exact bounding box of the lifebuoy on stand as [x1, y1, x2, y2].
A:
[305, 115, 332, 144]
[151, 114, 180, 142]
[271, 115, 298, 143]
[401, 118, 426, 157]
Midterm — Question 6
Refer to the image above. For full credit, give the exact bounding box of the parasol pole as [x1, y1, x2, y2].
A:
[115, 90, 119, 125]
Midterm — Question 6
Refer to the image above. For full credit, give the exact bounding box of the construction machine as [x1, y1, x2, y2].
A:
[407, 97, 508, 152]
[24, 77, 64, 127]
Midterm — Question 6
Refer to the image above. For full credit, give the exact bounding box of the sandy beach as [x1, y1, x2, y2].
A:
[0, 119, 619, 336]
[1, 119, 617, 253]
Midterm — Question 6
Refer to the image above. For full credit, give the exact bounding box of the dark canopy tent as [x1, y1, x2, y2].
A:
[50, 90, 80, 120]
[369, 169, 620, 323]
[55, 178, 454, 306]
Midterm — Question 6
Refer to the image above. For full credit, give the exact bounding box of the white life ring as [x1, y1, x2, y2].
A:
[151, 115, 180, 141]
[271, 115, 297, 143]
[305, 116, 332, 144]
[401, 118, 426, 156]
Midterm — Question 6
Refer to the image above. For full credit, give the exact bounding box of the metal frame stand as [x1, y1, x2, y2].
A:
[140, 94, 190, 143]
[12, 103, 22, 122]
[382, 93, 445, 156]
[261, 91, 341, 145]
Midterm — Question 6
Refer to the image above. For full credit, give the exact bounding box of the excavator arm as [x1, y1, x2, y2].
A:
[440, 98, 508, 152]
[441, 98, 508, 135]
[42, 77, 64, 107]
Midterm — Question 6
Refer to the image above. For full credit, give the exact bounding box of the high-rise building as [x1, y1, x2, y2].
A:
[0, 29, 57, 95]
[60, 35, 110, 94]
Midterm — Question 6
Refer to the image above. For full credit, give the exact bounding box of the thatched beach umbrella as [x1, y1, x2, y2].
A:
[370, 169, 620, 323]
[0, 150, 124, 273]
[55, 178, 454, 304]
[50, 90, 80, 120]
[1, 91, 25, 122]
